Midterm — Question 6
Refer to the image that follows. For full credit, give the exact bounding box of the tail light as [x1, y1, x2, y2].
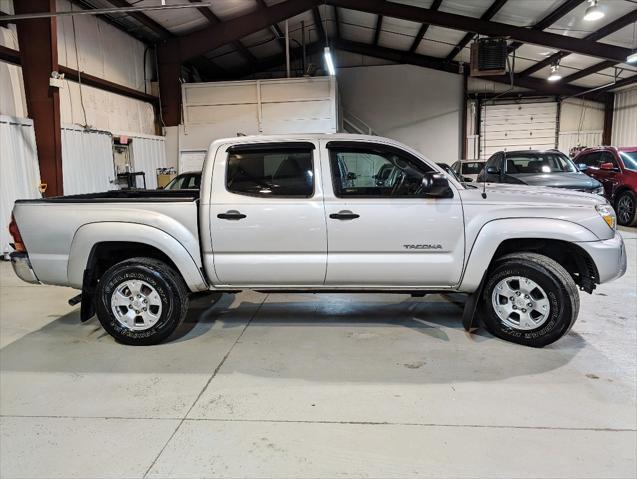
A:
[8, 215, 26, 253]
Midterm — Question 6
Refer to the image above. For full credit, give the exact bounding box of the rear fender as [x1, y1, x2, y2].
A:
[67, 222, 208, 292]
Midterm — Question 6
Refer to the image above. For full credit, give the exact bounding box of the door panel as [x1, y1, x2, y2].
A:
[209, 141, 327, 286]
[321, 140, 465, 287]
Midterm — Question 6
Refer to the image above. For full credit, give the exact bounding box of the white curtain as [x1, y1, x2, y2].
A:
[0, 116, 42, 256]
[61, 126, 115, 195]
[131, 135, 167, 190]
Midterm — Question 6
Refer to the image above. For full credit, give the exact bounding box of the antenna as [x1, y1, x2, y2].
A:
[481, 163, 488, 199]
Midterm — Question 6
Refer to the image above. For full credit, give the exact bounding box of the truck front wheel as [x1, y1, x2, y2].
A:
[482, 252, 579, 348]
[96, 257, 189, 345]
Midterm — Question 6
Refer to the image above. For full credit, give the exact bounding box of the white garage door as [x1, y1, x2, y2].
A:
[480, 101, 558, 159]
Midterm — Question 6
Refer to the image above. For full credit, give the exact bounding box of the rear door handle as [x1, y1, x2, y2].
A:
[330, 210, 360, 220]
[217, 210, 246, 220]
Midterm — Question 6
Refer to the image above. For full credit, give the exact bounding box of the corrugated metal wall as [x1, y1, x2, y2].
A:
[612, 88, 637, 146]
[131, 135, 167, 190]
[61, 126, 114, 195]
[558, 130, 603, 156]
[0, 115, 41, 256]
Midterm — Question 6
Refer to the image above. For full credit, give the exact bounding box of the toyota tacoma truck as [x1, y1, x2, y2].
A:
[9, 134, 627, 347]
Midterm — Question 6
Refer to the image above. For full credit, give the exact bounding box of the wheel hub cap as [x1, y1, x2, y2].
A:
[492, 276, 550, 331]
[617, 196, 634, 224]
[110, 280, 162, 330]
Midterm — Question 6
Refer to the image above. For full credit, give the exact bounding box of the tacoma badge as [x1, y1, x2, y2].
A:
[403, 244, 443, 250]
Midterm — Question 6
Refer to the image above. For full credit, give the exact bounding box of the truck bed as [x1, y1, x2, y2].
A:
[15, 189, 199, 203]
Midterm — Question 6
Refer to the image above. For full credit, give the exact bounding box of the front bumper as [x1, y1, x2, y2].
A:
[9, 252, 40, 284]
[577, 233, 627, 284]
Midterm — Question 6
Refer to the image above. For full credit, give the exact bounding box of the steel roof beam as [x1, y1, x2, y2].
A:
[326, 0, 632, 62]
[508, 0, 585, 53]
[166, 0, 319, 62]
[519, 9, 637, 77]
[331, 38, 611, 101]
[187, 0, 257, 68]
[409, 0, 442, 54]
[446, 0, 508, 61]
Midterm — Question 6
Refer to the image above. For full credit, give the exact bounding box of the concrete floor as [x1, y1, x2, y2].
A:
[1, 229, 636, 479]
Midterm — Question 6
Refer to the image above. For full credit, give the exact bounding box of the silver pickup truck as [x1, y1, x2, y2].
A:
[9, 134, 627, 347]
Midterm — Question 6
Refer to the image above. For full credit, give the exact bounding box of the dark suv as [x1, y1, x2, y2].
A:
[574, 147, 637, 226]
[477, 149, 604, 195]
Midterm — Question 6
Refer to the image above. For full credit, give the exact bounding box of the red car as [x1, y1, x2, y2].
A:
[574, 146, 637, 226]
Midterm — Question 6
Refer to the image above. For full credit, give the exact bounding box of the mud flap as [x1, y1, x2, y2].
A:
[462, 273, 487, 332]
[80, 268, 96, 322]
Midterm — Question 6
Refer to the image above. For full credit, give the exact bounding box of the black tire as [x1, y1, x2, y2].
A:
[615, 190, 637, 227]
[481, 252, 579, 348]
[96, 257, 189, 345]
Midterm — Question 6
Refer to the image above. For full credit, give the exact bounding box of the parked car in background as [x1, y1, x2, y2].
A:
[451, 159, 485, 182]
[437, 163, 464, 183]
[574, 146, 637, 226]
[477, 150, 604, 195]
[162, 172, 202, 190]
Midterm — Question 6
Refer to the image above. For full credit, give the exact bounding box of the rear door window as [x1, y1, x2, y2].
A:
[226, 146, 314, 197]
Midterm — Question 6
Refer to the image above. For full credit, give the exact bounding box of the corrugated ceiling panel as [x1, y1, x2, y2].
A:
[391, 0, 436, 8]
[416, 26, 465, 57]
[339, 8, 376, 44]
[545, 1, 636, 40]
[209, 0, 259, 21]
[439, 0, 497, 18]
[599, 24, 637, 48]
[491, 0, 564, 27]
[378, 17, 421, 50]
[133, 0, 208, 35]
[559, 53, 606, 70]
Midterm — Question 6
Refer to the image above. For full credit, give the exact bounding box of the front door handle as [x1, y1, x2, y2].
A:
[217, 210, 246, 220]
[330, 210, 360, 220]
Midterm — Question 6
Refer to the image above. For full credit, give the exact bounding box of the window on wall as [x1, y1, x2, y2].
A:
[328, 144, 433, 198]
[226, 145, 314, 197]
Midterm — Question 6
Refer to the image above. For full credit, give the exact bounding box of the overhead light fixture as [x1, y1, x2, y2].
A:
[324, 47, 336, 76]
[628, 52, 637, 63]
[548, 64, 562, 82]
[583, 0, 605, 22]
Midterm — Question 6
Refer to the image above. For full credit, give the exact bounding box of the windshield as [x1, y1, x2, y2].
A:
[505, 152, 576, 174]
[461, 162, 484, 175]
[619, 151, 637, 171]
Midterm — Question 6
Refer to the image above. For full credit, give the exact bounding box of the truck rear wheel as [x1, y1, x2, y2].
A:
[482, 252, 579, 348]
[96, 257, 189, 345]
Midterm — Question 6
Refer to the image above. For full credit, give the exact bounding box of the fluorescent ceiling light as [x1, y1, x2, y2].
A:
[627, 52, 637, 64]
[548, 64, 562, 82]
[583, 0, 605, 21]
[324, 47, 336, 76]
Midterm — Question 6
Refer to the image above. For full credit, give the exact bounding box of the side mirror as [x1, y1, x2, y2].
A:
[346, 172, 357, 180]
[421, 173, 452, 198]
[600, 162, 618, 172]
[577, 163, 588, 172]
[463, 176, 473, 182]
[486, 166, 500, 175]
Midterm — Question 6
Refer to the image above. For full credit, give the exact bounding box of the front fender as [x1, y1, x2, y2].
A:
[67, 222, 208, 292]
[458, 218, 598, 292]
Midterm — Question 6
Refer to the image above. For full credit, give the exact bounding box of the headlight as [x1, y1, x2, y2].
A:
[592, 186, 604, 195]
[596, 203, 616, 230]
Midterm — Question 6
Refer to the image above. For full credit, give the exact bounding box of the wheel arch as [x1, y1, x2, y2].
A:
[68, 222, 208, 292]
[459, 218, 599, 293]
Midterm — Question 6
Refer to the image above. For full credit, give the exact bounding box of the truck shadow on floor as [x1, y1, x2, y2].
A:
[0, 291, 588, 384]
